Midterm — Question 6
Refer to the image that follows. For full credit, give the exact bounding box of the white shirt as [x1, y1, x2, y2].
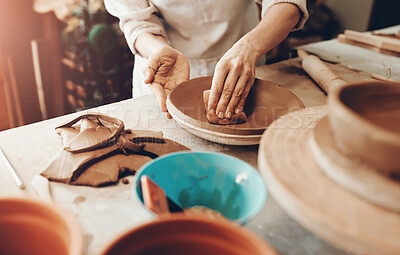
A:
[104, 0, 308, 97]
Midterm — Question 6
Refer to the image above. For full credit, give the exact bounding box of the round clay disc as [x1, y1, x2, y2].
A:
[310, 116, 400, 212]
[169, 112, 262, 145]
[167, 76, 304, 136]
[258, 106, 400, 255]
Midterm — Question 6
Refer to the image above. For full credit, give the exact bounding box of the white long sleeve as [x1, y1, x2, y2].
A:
[255, 0, 309, 30]
[104, 0, 167, 54]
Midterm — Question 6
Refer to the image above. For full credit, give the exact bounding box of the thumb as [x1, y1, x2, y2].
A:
[143, 55, 159, 84]
[149, 82, 168, 113]
[143, 66, 156, 84]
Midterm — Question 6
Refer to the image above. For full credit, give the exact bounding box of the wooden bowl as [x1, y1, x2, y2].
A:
[101, 214, 277, 255]
[328, 81, 400, 175]
[0, 198, 83, 255]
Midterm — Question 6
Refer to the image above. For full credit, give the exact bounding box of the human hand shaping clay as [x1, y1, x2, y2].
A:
[144, 45, 190, 119]
[207, 37, 257, 120]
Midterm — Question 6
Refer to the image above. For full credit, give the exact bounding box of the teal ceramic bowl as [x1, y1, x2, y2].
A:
[134, 152, 267, 224]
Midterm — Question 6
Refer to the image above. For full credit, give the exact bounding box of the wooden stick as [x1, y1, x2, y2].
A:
[344, 30, 400, 53]
[297, 50, 347, 93]
[141, 175, 170, 215]
[0, 146, 24, 189]
[371, 74, 400, 83]
[31, 40, 48, 120]
[7, 57, 24, 126]
[338, 34, 400, 57]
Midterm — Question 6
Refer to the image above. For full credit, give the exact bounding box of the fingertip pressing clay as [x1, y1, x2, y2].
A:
[202, 90, 247, 125]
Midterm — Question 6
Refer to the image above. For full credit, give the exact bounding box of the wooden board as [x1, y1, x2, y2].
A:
[338, 34, 400, 57]
[258, 106, 400, 255]
[310, 116, 400, 212]
[344, 30, 400, 53]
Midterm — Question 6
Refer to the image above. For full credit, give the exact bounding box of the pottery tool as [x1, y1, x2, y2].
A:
[371, 73, 400, 83]
[258, 106, 400, 255]
[140, 175, 183, 214]
[0, 146, 24, 189]
[167, 76, 304, 145]
[297, 50, 347, 93]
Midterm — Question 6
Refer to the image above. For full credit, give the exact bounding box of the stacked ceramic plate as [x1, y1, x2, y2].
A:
[258, 81, 400, 255]
[167, 76, 304, 145]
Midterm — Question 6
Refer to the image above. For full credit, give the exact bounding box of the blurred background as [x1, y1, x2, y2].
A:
[0, 0, 399, 131]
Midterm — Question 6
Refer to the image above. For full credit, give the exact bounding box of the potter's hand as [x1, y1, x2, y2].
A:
[144, 45, 190, 119]
[207, 39, 257, 119]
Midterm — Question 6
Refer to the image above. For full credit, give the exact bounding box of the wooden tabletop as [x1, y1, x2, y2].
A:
[0, 41, 395, 255]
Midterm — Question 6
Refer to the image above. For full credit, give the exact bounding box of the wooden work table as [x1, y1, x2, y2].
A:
[0, 28, 398, 254]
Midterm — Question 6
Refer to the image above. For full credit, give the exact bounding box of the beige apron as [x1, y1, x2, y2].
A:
[132, 0, 264, 97]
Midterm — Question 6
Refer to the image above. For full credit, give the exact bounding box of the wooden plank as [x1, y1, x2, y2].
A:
[344, 30, 400, 53]
[338, 34, 400, 57]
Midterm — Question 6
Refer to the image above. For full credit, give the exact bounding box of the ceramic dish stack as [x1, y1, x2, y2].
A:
[167, 76, 304, 145]
[258, 81, 400, 255]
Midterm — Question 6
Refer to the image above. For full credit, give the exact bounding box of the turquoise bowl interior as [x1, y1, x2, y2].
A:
[134, 151, 267, 224]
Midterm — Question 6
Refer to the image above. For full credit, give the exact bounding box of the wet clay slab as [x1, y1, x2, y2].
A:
[168, 76, 304, 135]
[41, 114, 189, 187]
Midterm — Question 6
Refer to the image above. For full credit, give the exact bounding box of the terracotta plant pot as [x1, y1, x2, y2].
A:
[0, 198, 83, 255]
[328, 81, 400, 174]
[101, 215, 277, 255]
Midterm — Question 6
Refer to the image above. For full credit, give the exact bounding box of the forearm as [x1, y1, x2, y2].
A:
[135, 33, 170, 58]
[242, 3, 301, 60]
[104, 0, 168, 56]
